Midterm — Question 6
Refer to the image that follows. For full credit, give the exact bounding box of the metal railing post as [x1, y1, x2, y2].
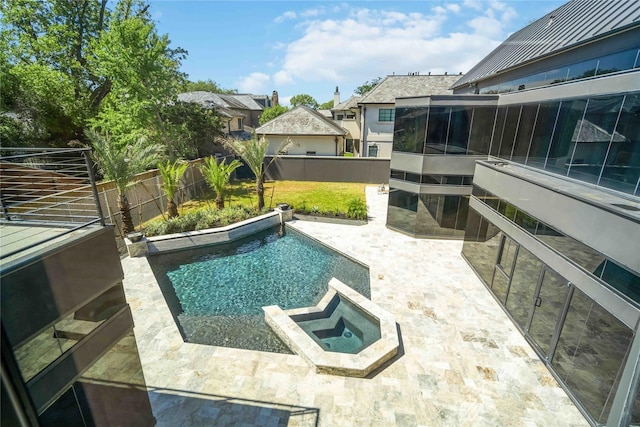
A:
[82, 150, 106, 226]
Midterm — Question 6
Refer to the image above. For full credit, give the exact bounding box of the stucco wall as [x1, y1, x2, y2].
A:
[266, 135, 343, 156]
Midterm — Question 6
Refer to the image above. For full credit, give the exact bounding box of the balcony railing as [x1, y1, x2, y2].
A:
[0, 147, 105, 260]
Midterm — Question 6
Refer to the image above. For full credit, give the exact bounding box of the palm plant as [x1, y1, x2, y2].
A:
[200, 156, 242, 209]
[224, 134, 294, 210]
[158, 160, 188, 219]
[87, 129, 163, 235]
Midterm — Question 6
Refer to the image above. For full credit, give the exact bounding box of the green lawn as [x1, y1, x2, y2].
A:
[177, 180, 367, 216]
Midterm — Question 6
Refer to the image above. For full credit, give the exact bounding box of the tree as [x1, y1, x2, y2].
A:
[290, 94, 319, 109]
[200, 157, 242, 209]
[185, 79, 237, 94]
[224, 134, 294, 210]
[158, 160, 188, 219]
[354, 77, 383, 95]
[258, 105, 289, 125]
[87, 129, 163, 235]
[319, 100, 335, 110]
[89, 15, 186, 153]
[1, 0, 187, 149]
[160, 101, 225, 159]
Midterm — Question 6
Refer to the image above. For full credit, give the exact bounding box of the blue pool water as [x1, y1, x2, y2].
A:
[148, 226, 370, 353]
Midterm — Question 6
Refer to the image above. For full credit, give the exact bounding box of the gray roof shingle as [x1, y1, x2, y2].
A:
[332, 96, 362, 111]
[452, 0, 640, 89]
[256, 106, 346, 136]
[358, 75, 461, 104]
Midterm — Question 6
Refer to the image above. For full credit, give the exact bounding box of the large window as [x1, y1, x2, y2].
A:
[378, 108, 395, 122]
[392, 107, 427, 153]
[552, 289, 633, 424]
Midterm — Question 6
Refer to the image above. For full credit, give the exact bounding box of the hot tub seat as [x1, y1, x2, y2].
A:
[263, 278, 399, 377]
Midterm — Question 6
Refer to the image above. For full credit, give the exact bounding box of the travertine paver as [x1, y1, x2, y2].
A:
[121, 186, 588, 426]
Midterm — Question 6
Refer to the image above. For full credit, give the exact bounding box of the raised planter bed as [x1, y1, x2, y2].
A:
[293, 213, 367, 226]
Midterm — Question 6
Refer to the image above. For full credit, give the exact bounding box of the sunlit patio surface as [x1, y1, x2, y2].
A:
[121, 186, 588, 426]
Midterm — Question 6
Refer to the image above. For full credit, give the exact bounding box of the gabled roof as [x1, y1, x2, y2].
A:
[176, 92, 245, 118]
[177, 91, 265, 111]
[452, 0, 640, 89]
[332, 96, 361, 111]
[255, 106, 346, 136]
[358, 75, 461, 104]
[221, 94, 264, 111]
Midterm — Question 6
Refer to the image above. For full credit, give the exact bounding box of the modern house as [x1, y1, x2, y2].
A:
[387, 1, 640, 425]
[255, 106, 347, 156]
[0, 148, 154, 426]
[358, 74, 461, 158]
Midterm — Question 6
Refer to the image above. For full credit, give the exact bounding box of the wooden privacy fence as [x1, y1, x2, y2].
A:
[98, 158, 209, 237]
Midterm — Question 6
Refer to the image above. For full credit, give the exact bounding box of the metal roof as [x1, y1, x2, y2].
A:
[359, 75, 460, 104]
[256, 106, 346, 136]
[452, 0, 640, 89]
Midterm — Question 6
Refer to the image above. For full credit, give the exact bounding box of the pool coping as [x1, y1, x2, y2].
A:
[126, 208, 294, 256]
[263, 277, 399, 378]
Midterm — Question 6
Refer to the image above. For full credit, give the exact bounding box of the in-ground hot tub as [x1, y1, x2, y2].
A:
[263, 278, 399, 377]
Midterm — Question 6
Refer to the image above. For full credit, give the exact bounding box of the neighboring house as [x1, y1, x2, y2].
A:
[177, 91, 274, 131]
[331, 92, 362, 156]
[358, 74, 461, 158]
[255, 106, 347, 156]
[388, 1, 640, 425]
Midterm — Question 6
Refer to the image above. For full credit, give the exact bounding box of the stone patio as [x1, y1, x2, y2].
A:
[120, 186, 589, 426]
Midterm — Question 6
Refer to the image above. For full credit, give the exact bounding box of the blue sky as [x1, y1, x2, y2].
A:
[151, 1, 566, 106]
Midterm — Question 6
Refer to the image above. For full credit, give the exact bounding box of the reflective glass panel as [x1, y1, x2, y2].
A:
[599, 94, 640, 196]
[596, 49, 638, 75]
[424, 107, 449, 154]
[632, 387, 640, 426]
[393, 107, 427, 153]
[568, 96, 624, 184]
[552, 288, 633, 424]
[512, 105, 538, 164]
[567, 58, 598, 81]
[462, 211, 502, 285]
[505, 247, 542, 329]
[528, 268, 568, 356]
[545, 99, 587, 175]
[527, 102, 561, 168]
[387, 189, 418, 234]
[491, 269, 510, 304]
[445, 106, 472, 154]
[490, 107, 507, 156]
[498, 106, 521, 159]
[468, 107, 497, 155]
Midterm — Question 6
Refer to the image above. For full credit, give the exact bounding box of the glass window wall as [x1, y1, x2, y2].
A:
[468, 107, 497, 155]
[545, 99, 588, 175]
[505, 247, 543, 329]
[472, 186, 640, 304]
[598, 94, 640, 196]
[445, 106, 472, 155]
[393, 107, 428, 154]
[424, 107, 449, 154]
[462, 208, 502, 285]
[552, 288, 633, 424]
[511, 105, 538, 163]
[567, 96, 625, 184]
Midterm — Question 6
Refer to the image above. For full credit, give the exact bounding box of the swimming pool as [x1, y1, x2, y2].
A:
[148, 225, 370, 353]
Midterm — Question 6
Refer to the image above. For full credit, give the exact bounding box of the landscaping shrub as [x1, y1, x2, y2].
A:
[346, 197, 367, 220]
[143, 206, 266, 236]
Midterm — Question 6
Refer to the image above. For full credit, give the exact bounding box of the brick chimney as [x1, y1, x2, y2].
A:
[333, 86, 340, 108]
[272, 90, 279, 106]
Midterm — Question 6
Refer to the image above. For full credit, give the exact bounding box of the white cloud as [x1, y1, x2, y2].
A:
[268, 6, 507, 90]
[278, 95, 292, 107]
[274, 11, 296, 23]
[466, 2, 517, 38]
[273, 70, 293, 86]
[237, 72, 271, 93]
[446, 4, 461, 13]
[300, 8, 322, 18]
[463, 0, 484, 11]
